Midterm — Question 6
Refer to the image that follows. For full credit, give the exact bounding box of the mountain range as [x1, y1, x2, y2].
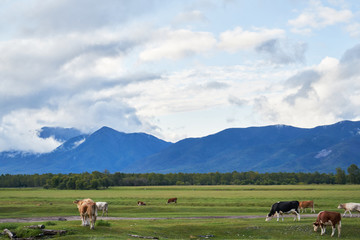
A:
[1, 120, 360, 174]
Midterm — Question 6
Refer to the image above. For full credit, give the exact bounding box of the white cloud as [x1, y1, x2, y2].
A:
[256, 39, 307, 65]
[346, 22, 360, 37]
[139, 29, 216, 62]
[289, 1, 353, 34]
[0, 109, 64, 153]
[218, 27, 285, 53]
[172, 10, 207, 25]
[1, 0, 158, 37]
[252, 53, 360, 128]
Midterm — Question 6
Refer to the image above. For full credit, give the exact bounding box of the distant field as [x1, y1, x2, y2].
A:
[1, 185, 360, 239]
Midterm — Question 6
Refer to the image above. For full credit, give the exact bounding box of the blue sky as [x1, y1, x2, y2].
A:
[1, 0, 360, 152]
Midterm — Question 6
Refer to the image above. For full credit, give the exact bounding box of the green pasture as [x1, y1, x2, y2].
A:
[1, 185, 360, 239]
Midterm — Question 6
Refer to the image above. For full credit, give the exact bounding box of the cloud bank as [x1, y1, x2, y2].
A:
[1, 0, 360, 152]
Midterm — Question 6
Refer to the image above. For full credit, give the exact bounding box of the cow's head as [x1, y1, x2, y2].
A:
[265, 214, 273, 221]
[313, 222, 320, 232]
[337, 204, 344, 209]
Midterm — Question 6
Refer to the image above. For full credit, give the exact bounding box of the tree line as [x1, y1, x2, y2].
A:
[1, 164, 360, 189]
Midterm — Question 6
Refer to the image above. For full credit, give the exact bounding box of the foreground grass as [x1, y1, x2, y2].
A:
[1, 185, 360, 239]
[1, 217, 360, 239]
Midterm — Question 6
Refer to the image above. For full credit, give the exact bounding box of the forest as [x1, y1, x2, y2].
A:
[1, 164, 359, 189]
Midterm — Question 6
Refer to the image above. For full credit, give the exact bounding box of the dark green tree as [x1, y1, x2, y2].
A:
[335, 167, 346, 184]
[347, 164, 360, 184]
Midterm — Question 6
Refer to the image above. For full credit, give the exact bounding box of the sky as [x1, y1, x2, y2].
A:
[1, 0, 360, 153]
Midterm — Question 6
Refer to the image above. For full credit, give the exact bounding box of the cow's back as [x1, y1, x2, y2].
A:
[276, 201, 299, 211]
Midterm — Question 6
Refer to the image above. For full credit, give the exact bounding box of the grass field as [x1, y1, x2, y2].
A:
[1, 185, 360, 239]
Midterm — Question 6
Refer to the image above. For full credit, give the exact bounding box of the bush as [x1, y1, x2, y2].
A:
[15, 227, 42, 238]
[96, 220, 111, 227]
[44, 221, 56, 226]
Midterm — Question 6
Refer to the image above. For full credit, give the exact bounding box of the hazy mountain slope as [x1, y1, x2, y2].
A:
[0, 126, 172, 174]
[127, 121, 360, 173]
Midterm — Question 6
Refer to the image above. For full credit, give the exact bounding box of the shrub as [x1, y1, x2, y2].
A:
[44, 221, 56, 226]
[96, 220, 111, 227]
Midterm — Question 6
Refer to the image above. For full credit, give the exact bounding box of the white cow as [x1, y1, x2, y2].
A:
[337, 202, 360, 217]
[96, 202, 108, 217]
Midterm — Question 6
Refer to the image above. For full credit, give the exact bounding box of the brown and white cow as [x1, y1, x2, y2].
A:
[313, 211, 341, 237]
[137, 201, 146, 206]
[73, 198, 97, 229]
[299, 200, 315, 213]
[337, 202, 360, 217]
[167, 198, 177, 204]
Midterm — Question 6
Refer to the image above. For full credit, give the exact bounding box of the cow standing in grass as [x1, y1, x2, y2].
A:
[167, 198, 177, 204]
[96, 202, 108, 217]
[299, 200, 315, 213]
[265, 201, 300, 222]
[73, 198, 97, 229]
[313, 211, 341, 237]
[337, 202, 360, 217]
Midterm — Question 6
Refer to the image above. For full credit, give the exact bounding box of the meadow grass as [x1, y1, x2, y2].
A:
[1, 185, 360, 239]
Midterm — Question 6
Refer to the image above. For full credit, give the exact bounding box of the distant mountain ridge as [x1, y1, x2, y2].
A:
[1, 121, 360, 174]
[0, 127, 172, 174]
[126, 121, 360, 173]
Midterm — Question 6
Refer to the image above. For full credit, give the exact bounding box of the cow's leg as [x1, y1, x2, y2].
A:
[337, 221, 341, 238]
[349, 210, 352, 217]
[292, 210, 300, 221]
[276, 212, 280, 222]
[85, 214, 90, 226]
[81, 214, 86, 226]
[321, 225, 326, 235]
[331, 225, 336, 237]
[90, 215, 96, 230]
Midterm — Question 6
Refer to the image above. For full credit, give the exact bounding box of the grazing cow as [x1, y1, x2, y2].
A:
[299, 200, 315, 213]
[137, 201, 146, 206]
[313, 211, 341, 237]
[337, 202, 360, 217]
[73, 198, 97, 229]
[96, 202, 108, 217]
[167, 198, 177, 204]
[265, 201, 300, 222]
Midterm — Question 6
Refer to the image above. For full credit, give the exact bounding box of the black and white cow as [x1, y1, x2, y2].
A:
[265, 201, 300, 222]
